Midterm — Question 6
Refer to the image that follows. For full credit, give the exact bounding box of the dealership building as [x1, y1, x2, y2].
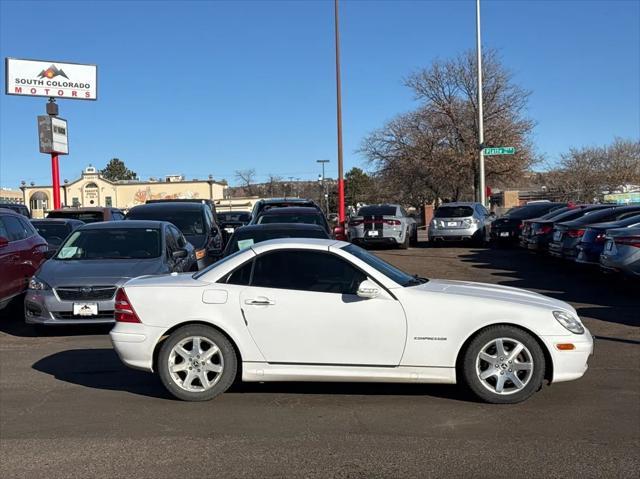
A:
[19, 165, 257, 218]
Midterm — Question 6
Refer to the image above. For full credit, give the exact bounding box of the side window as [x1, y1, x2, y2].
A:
[251, 250, 367, 295]
[223, 260, 254, 286]
[165, 227, 178, 254]
[19, 218, 36, 237]
[170, 225, 186, 248]
[204, 207, 214, 229]
[399, 207, 407, 217]
[0, 216, 10, 238]
[2, 216, 29, 241]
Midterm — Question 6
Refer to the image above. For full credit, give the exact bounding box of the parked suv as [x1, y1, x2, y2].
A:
[47, 207, 125, 223]
[0, 203, 30, 218]
[0, 208, 48, 310]
[255, 206, 332, 236]
[126, 201, 222, 269]
[429, 202, 492, 245]
[249, 198, 320, 223]
[348, 204, 417, 249]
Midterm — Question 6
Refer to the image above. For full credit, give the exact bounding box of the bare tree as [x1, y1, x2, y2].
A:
[234, 168, 256, 196]
[361, 49, 536, 206]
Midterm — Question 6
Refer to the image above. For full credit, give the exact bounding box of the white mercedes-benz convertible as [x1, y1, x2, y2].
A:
[110, 239, 593, 403]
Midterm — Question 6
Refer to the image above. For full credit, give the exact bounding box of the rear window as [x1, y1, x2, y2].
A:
[31, 223, 71, 243]
[47, 211, 103, 223]
[225, 228, 328, 255]
[127, 209, 205, 235]
[258, 213, 325, 227]
[434, 206, 474, 218]
[357, 206, 397, 216]
[219, 212, 251, 222]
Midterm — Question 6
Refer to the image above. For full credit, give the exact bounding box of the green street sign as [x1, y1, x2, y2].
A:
[483, 147, 516, 156]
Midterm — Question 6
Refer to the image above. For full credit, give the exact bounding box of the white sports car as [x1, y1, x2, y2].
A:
[110, 239, 593, 403]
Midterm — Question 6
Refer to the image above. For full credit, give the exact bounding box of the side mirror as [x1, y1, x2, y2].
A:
[172, 249, 188, 260]
[0, 236, 8, 248]
[357, 279, 381, 299]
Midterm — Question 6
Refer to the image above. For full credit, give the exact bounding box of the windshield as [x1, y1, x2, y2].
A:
[128, 210, 205, 235]
[219, 212, 251, 222]
[258, 214, 324, 227]
[193, 248, 248, 279]
[225, 228, 328, 255]
[47, 211, 103, 223]
[435, 206, 474, 218]
[56, 228, 161, 260]
[32, 223, 71, 244]
[342, 243, 426, 286]
[357, 206, 396, 216]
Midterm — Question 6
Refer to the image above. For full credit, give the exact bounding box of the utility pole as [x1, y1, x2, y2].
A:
[476, 0, 486, 205]
[334, 0, 346, 224]
[317, 159, 330, 214]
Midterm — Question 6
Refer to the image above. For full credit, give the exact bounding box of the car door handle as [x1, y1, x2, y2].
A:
[244, 298, 275, 306]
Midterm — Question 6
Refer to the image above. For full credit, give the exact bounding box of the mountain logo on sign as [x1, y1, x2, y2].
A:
[37, 65, 69, 80]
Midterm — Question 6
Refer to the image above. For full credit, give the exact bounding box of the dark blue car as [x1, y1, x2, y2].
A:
[575, 214, 640, 265]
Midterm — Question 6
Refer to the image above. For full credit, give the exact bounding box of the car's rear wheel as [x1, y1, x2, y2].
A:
[399, 229, 410, 249]
[157, 324, 237, 401]
[461, 325, 545, 404]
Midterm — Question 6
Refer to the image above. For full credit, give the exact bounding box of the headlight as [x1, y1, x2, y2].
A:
[28, 276, 50, 291]
[553, 310, 584, 335]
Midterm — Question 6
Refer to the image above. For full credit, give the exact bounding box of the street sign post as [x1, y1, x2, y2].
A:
[483, 147, 516, 156]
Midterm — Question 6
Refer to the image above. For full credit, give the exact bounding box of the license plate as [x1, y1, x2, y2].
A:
[447, 221, 457, 227]
[553, 232, 562, 241]
[500, 231, 509, 237]
[605, 241, 614, 252]
[73, 303, 98, 316]
[366, 230, 379, 237]
[224, 227, 235, 233]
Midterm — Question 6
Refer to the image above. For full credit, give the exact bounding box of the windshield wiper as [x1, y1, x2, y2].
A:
[404, 274, 429, 286]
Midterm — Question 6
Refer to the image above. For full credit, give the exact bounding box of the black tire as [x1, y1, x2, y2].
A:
[157, 324, 238, 401]
[399, 229, 410, 249]
[460, 325, 545, 404]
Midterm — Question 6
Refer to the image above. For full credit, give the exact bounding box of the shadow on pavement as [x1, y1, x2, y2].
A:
[33, 348, 479, 402]
[33, 348, 171, 399]
[458, 247, 640, 328]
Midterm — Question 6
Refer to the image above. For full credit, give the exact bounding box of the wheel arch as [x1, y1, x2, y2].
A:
[454, 322, 554, 385]
[152, 320, 243, 381]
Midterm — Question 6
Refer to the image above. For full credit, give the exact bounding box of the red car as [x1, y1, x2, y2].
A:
[0, 208, 48, 310]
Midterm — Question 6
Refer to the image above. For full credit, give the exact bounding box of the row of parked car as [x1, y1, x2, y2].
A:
[492, 202, 639, 277]
[0, 197, 347, 329]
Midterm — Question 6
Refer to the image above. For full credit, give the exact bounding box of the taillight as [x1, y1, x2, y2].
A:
[195, 249, 206, 260]
[385, 219, 401, 226]
[540, 224, 553, 234]
[114, 288, 141, 323]
[517, 222, 524, 229]
[615, 236, 640, 248]
[595, 232, 607, 243]
[567, 229, 586, 238]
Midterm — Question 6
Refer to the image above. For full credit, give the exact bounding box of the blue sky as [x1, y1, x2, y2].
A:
[1, 0, 639, 189]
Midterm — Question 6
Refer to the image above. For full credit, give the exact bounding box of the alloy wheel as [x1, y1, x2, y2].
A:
[475, 337, 534, 395]
[168, 336, 224, 392]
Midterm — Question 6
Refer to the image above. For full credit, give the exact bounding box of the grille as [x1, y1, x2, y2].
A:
[55, 286, 117, 301]
[52, 310, 115, 320]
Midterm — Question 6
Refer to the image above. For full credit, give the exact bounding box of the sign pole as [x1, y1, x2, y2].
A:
[46, 98, 61, 209]
[476, 0, 486, 206]
[334, 0, 345, 224]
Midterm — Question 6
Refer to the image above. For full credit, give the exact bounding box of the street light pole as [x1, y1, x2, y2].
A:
[476, 0, 486, 205]
[317, 159, 330, 214]
[334, 0, 346, 224]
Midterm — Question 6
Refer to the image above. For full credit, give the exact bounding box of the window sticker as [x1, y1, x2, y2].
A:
[58, 246, 78, 259]
[237, 239, 255, 251]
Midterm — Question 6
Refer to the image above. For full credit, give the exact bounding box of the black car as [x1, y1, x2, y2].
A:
[548, 205, 640, 259]
[30, 218, 84, 254]
[0, 203, 30, 218]
[253, 206, 332, 236]
[222, 223, 330, 257]
[145, 199, 219, 223]
[218, 211, 252, 243]
[490, 203, 566, 243]
[249, 198, 321, 223]
[126, 202, 223, 270]
[575, 214, 640, 265]
[520, 205, 613, 252]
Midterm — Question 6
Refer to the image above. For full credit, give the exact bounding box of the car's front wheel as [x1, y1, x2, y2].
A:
[461, 325, 545, 404]
[157, 324, 237, 401]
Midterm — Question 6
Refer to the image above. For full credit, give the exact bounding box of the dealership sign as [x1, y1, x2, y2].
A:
[5, 58, 97, 100]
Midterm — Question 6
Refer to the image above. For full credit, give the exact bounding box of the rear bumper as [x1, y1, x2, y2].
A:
[429, 225, 479, 241]
[110, 322, 166, 372]
[490, 229, 520, 241]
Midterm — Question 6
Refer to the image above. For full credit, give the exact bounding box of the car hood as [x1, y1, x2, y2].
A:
[37, 258, 164, 286]
[417, 279, 575, 313]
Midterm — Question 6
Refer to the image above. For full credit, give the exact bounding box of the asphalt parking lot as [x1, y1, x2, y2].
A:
[1, 238, 638, 478]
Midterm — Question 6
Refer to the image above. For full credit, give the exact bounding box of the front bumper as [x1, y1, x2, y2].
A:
[540, 330, 594, 383]
[25, 290, 116, 326]
[110, 322, 167, 372]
